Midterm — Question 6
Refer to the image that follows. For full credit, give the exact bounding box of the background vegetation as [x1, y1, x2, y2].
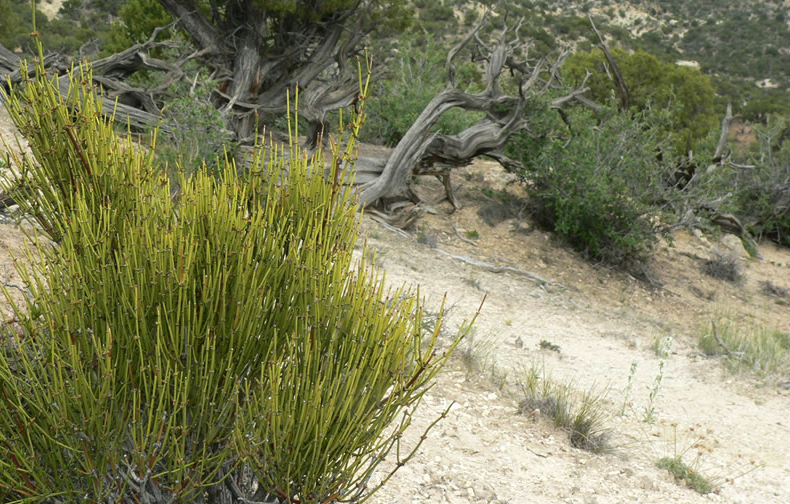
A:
[2, 0, 789, 266]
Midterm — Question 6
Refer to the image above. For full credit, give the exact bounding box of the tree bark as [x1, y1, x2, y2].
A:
[355, 17, 590, 218]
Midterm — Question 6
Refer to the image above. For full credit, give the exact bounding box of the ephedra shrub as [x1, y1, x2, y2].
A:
[0, 43, 469, 502]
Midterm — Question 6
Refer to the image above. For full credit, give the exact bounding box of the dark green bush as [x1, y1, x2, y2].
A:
[0, 44, 469, 503]
[1, 0, 115, 56]
[509, 100, 671, 268]
[563, 48, 719, 156]
[105, 0, 173, 53]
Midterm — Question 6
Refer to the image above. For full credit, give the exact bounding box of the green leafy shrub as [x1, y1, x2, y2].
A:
[509, 101, 670, 268]
[155, 71, 237, 180]
[563, 48, 719, 156]
[105, 0, 173, 53]
[0, 45, 469, 503]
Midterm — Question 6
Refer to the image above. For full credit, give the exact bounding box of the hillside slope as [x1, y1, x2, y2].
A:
[1, 107, 789, 503]
[355, 154, 790, 503]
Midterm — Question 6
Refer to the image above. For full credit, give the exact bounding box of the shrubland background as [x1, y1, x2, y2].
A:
[2, 0, 790, 270]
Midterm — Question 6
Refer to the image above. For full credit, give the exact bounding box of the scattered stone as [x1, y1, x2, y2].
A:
[720, 233, 748, 258]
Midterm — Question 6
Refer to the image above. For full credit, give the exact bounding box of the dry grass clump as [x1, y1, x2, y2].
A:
[699, 318, 790, 381]
[517, 364, 610, 453]
[701, 252, 743, 283]
[456, 328, 508, 388]
[760, 280, 788, 298]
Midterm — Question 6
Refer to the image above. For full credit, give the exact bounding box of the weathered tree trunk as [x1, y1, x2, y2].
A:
[352, 16, 592, 221]
[155, 0, 373, 145]
[0, 38, 171, 133]
[2, 8, 594, 228]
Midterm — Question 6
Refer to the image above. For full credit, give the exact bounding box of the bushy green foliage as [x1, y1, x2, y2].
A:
[105, 0, 173, 53]
[563, 48, 719, 155]
[0, 45, 468, 503]
[363, 35, 483, 146]
[509, 100, 671, 268]
[155, 72, 237, 179]
[414, 0, 457, 33]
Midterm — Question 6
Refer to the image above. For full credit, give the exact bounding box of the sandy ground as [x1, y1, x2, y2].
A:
[356, 160, 790, 504]
[1, 107, 789, 503]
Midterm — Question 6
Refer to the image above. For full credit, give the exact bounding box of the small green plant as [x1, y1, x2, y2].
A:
[457, 327, 500, 378]
[465, 229, 480, 239]
[652, 334, 674, 358]
[657, 456, 714, 494]
[656, 423, 716, 494]
[699, 318, 790, 380]
[539, 339, 561, 353]
[644, 337, 672, 423]
[656, 422, 758, 494]
[517, 363, 610, 453]
[620, 360, 638, 416]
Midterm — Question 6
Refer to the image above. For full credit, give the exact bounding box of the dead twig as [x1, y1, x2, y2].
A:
[434, 248, 566, 289]
[710, 321, 742, 360]
[453, 223, 477, 246]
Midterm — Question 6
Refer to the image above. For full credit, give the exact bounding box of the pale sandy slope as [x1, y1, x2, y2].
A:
[360, 160, 790, 504]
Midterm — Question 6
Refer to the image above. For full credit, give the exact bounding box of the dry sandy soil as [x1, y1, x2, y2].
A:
[1, 105, 789, 503]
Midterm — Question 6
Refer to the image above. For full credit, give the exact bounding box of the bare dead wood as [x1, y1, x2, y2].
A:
[433, 248, 566, 289]
[589, 15, 629, 110]
[0, 47, 66, 86]
[52, 77, 171, 135]
[158, 0, 224, 55]
[0, 35, 174, 134]
[355, 17, 588, 222]
[91, 24, 181, 79]
[710, 212, 745, 235]
[710, 321, 742, 360]
[713, 103, 733, 161]
[453, 223, 478, 246]
[706, 103, 734, 175]
[156, 0, 379, 144]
